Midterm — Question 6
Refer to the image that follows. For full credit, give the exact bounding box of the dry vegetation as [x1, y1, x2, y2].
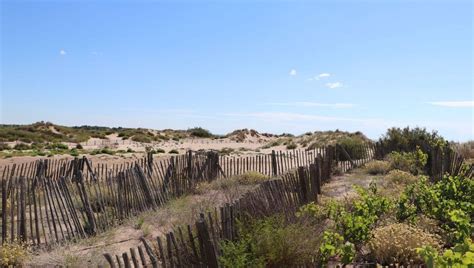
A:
[25, 171, 270, 266]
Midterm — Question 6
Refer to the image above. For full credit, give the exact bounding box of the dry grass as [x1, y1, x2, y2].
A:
[368, 223, 441, 264]
[26, 171, 267, 266]
[384, 169, 417, 186]
[454, 141, 474, 160]
[364, 160, 390, 175]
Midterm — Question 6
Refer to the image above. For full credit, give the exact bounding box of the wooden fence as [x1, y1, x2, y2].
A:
[103, 146, 377, 268]
[0, 143, 373, 249]
[374, 142, 473, 181]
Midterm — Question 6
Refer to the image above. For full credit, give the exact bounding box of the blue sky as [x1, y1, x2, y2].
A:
[1, 0, 473, 141]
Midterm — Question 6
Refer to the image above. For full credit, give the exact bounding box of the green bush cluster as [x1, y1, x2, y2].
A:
[336, 184, 392, 245]
[0, 143, 10, 151]
[387, 148, 428, 175]
[131, 134, 153, 143]
[319, 231, 355, 264]
[187, 127, 213, 138]
[298, 184, 392, 264]
[90, 147, 115, 155]
[46, 143, 69, 150]
[418, 238, 474, 267]
[338, 137, 367, 160]
[286, 142, 297, 149]
[379, 127, 448, 153]
[397, 174, 473, 244]
[219, 216, 321, 267]
[13, 143, 31, 150]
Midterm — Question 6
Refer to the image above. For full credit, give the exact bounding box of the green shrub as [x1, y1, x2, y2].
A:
[46, 143, 69, 150]
[336, 184, 392, 245]
[126, 148, 134, 153]
[365, 161, 390, 175]
[188, 127, 213, 138]
[13, 143, 30, 150]
[369, 223, 441, 264]
[387, 148, 427, 175]
[338, 137, 367, 160]
[168, 149, 179, 154]
[418, 238, 474, 267]
[220, 216, 321, 267]
[379, 127, 448, 153]
[91, 147, 115, 155]
[319, 231, 355, 264]
[155, 148, 165, 153]
[75, 143, 83, 149]
[220, 147, 235, 155]
[131, 134, 152, 143]
[302, 184, 392, 247]
[297, 199, 344, 223]
[0, 143, 10, 151]
[286, 143, 297, 150]
[397, 174, 473, 244]
[69, 149, 79, 157]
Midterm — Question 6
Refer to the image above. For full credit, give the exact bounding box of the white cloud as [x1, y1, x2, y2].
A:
[325, 82, 343, 89]
[267, 102, 354, 108]
[428, 101, 474, 108]
[316, 73, 331, 80]
[289, 69, 297, 76]
[308, 73, 331, 81]
[59, 49, 67, 56]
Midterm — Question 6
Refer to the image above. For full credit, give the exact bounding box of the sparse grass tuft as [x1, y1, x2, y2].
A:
[364, 161, 390, 175]
[385, 169, 417, 186]
[235, 171, 269, 185]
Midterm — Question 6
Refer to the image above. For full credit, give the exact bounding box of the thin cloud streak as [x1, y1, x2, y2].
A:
[222, 112, 389, 126]
[308, 73, 331, 81]
[266, 102, 354, 108]
[428, 101, 474, 108]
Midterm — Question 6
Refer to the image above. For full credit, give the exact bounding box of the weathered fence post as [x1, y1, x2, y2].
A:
[271, 150, 278, 176]
[297, 167, 309, 204]
[140, 237, 159, 268]
[103, 253, 117, 268]
[76, 170, 96, 235]
[196, 217, 218, 268]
